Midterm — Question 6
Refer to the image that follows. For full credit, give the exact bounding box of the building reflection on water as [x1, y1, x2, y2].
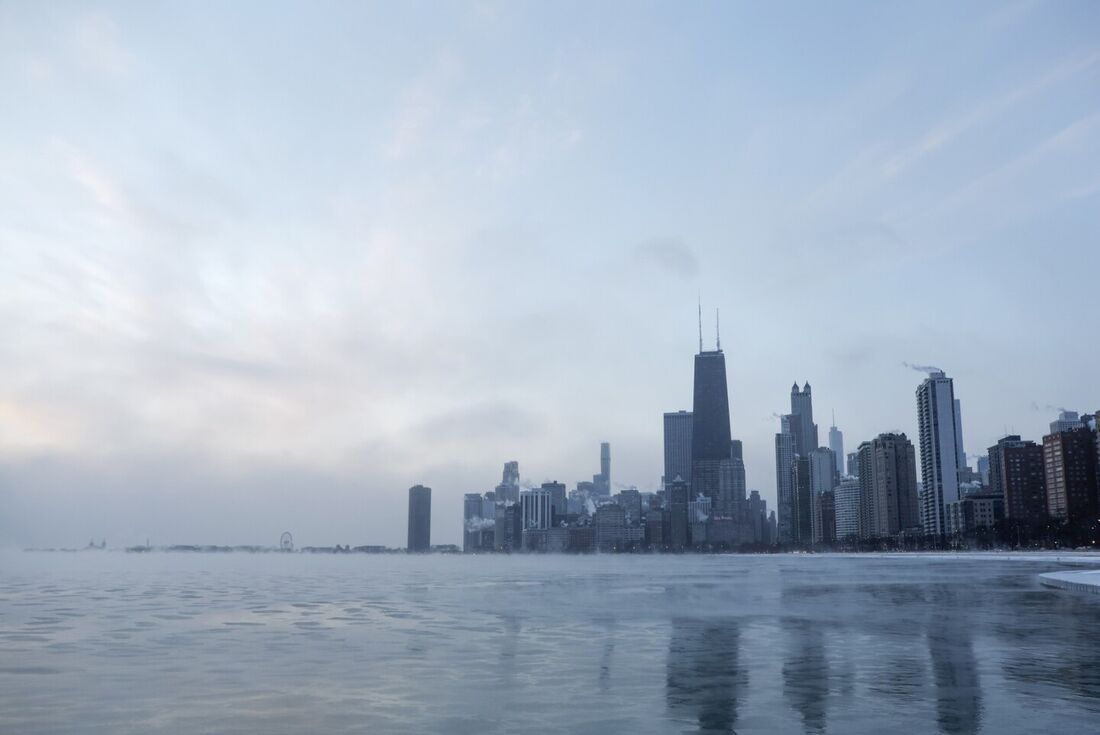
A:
[782, 618, 830, 733]
[926, 588, 983, 735]
[666, 618, 746, 733]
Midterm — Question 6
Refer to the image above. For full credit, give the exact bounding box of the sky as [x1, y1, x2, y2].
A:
[1, 0, 1098, 549]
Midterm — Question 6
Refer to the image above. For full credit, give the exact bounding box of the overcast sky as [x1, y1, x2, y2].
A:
[1, 1, 1098, 549]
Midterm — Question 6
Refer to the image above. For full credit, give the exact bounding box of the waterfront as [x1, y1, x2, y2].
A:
[1, 553, 1098, 734]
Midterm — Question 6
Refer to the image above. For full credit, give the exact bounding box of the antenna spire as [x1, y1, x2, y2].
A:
[715, 308, 721, 351]
[697, 297, 703, 353]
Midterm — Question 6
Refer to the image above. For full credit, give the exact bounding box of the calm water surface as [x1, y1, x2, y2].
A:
[1, 553, 1098, 734]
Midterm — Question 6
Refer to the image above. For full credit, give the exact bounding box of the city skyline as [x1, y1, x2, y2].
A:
[2, 2, 1099, 549]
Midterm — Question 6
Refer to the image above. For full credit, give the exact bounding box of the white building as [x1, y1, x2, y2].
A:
[520, 488, 552, 531]
[834, 478, 861, 540]
[916, 371, 963, 536]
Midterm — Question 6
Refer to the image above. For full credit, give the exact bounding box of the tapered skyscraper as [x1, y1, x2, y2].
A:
[691, 307, 733, 510]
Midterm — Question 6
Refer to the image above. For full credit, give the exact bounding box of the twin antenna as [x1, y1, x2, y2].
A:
[697, 298, 721, 353]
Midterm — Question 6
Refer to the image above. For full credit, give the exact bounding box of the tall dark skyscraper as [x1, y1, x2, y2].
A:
[690, 316, 733, 511]
[663, 410, 693, 489]
[407, 485, 432, 552]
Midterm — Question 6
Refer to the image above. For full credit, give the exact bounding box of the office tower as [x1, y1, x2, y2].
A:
[834, 478, 861, 540]
[775, 431, 796, 543]
[1050, 410, 1083, 434]
[496, 461, 520, 504]
[407, 485, 432, 552]
[691, 329, 734, 511]
[869, 433, 920, 537]
[1043, 427, 1099, 526]
[809, 447, 838, 544]
[988, 436, 1046, 522]
[790, 382, 819, 456]
[729, 439, 748, 506]
[663, 411, 693, 489]
[829, 420, 844, 476]
[846, 451, 858, 478]
[463, 493, 483, 553]
[615, 487, 643, 524]
[594, 503, 627, 552]
[793, 456, 813, 544]
[819, 491, 836, 545]
[916, 371, 963, 536]
[495, 503, 523, 552]
[542, 481, 567, 524]
[669, 478, 690, 550]
[520, 488, 553, 531]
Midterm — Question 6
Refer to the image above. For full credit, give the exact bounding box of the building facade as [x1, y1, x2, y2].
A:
[407, 485, 432, 552]
[988, 436, 1046, 523]
[916, 371, 964, 536]
[663, 410, 693, 489]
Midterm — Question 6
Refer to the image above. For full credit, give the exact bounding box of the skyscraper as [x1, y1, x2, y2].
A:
[520, 488, 553, 531]
[663, 411, 693, 489]
[828, 420, 844, 476]
[790, 382, 819, 456]
[775, 431, 796, 543]
[916, 371, 963, 536]
[496, 461, 520, 504]
[407, 485, 432, 552]
[869, 432, 920, 537]
[834, 478, 861, 540]
[691, 329, 733, 512]
[809, 447, 838, 544]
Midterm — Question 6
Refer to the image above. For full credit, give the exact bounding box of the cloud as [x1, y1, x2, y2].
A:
[883, 50, 1100, 179]
[414, 401, 542, 443]
[632, 238, 699, 278]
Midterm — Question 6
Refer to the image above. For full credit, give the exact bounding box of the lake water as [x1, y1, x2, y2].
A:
[1, 552, 1098, 734]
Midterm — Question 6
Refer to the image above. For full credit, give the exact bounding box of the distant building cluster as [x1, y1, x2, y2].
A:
[775, 369, 1100, 550]
[402, 312, 1100, 554]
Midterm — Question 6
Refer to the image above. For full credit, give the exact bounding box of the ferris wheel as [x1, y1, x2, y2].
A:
[279, 531, 294, 552]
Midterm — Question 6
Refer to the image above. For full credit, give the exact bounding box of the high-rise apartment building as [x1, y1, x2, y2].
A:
[1043, 427, 1098, 526]
[834, 478, 861, 540]
[775, 431, 796, 543]
[809, 447, 838, 544]
[663, 411, 693, 489]
[988, 436, 1046, 522]
[407, 485, 432, 552]
[916, 371, 963, 536]
[869, 433, 920, 537]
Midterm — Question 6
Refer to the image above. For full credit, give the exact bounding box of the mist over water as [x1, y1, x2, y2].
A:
[1, 553, 1098, 734]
